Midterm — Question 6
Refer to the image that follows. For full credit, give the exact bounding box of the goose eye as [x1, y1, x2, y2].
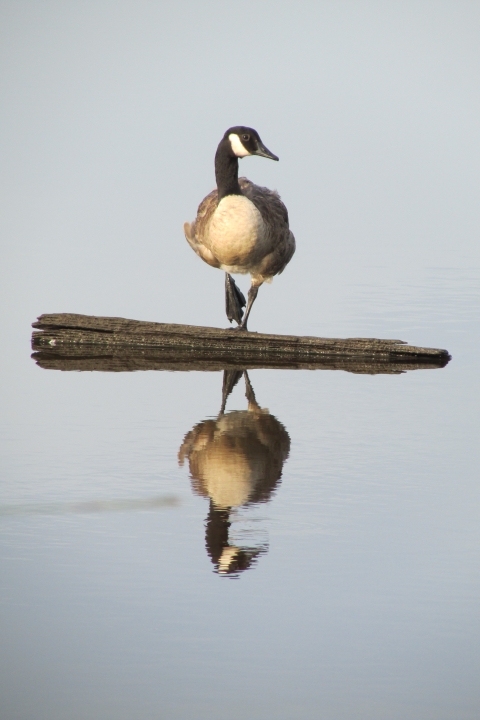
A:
[242, 134, 250, 142]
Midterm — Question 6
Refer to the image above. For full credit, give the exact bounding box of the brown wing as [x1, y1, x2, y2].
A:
[239, 178, 296, 278]
[184, 187, 220, 268]
[258, 228, 296, 278]
[239, 178, 289, 226]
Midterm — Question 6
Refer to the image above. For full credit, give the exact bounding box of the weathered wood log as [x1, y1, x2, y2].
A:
[31, 351, 449, 375]
[31, 313, 450, 374]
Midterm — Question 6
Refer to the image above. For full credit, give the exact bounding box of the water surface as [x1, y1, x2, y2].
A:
[1, 4, 480, 717]
[1, 268, 479, 720]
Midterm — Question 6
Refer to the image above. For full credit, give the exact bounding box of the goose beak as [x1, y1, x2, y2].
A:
[255, 142, 279, 161]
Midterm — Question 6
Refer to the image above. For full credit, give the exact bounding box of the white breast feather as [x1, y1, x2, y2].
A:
[208, 195, 265, 270]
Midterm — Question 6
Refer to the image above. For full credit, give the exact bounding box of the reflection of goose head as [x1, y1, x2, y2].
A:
[178, 371, 290, 576]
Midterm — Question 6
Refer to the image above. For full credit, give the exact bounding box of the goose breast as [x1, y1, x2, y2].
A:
[207, 195, 267, 268]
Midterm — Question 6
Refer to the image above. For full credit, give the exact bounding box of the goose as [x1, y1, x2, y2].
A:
[178, 370, 290, 575]
[184, 126, 295, 330]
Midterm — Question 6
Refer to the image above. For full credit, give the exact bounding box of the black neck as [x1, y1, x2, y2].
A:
[215, 138, 242, 201]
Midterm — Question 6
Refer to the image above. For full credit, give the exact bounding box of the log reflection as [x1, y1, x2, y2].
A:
[178, 371, 290, 577]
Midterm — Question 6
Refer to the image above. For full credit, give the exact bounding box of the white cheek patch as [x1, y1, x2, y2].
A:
[229, 133, 251, 157]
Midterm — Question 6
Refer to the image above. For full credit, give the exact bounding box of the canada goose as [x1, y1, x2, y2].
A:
[178, 370, 290, 575]
[184, 126, 295, 330]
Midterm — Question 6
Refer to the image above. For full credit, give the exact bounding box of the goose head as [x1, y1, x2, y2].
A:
[223, 126, 279, 161]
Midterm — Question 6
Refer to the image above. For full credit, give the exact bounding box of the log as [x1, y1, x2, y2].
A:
[31, 313, 450, 375]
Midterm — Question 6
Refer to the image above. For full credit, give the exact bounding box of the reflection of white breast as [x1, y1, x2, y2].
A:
[202, 447, 258, 508]
[208, 195, 265, 267]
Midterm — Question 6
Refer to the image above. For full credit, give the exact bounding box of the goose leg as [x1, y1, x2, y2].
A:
[243, 370, 261, 412]
[238, 283, 260, 330]
[225, 273, 246, 325]
[220, 369, 243, 415]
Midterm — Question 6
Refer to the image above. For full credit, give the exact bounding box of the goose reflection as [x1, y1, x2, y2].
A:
[178, 371, 290, 577]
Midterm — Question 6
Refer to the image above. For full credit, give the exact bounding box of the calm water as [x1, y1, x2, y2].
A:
[2, 3, 480, 717]
[1, 267, 479, 720]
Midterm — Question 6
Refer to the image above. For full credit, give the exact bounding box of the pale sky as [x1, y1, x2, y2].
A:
[1, 1, 479, 339]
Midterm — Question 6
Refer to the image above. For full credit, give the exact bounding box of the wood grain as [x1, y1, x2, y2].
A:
[31, 313, 450, 374]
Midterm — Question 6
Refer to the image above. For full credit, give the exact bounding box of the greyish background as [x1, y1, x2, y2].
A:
[1, 2, 479, 720]
[2, 0, 479, 337]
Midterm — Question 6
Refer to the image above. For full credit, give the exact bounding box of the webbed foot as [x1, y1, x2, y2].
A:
[225, 274, 246, 325]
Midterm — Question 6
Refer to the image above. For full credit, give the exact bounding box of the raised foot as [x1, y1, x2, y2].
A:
[225, 274, 246, 325]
